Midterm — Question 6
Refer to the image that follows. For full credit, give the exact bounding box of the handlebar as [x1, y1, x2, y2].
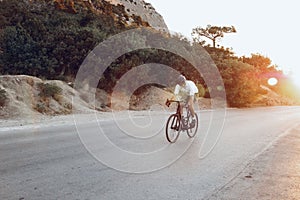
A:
[165, 99, 183, 107]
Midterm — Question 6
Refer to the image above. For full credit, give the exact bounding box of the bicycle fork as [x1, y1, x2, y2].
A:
[171, 115, 181, 131]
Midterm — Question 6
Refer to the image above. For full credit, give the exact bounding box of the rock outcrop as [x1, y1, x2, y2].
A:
[106, 0, 168, 31]
[30, 0, 168, 31]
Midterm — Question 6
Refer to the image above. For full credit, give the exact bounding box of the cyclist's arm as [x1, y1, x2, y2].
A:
[172, 84, 181, 101]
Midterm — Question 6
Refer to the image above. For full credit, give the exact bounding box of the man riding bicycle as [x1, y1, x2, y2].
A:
[172, 75, 198, 125]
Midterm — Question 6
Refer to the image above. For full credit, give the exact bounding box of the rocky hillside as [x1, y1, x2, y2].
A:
[106, 0, 168, 31]
[0, 75, 225, 119]
[0, 75, 92, 118]
[25, 0, 150, 26]
[0, 75, 175, 119]
[25, 0, 168, 30]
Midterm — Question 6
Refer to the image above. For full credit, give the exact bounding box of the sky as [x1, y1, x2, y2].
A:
[146, 0, 300, 85]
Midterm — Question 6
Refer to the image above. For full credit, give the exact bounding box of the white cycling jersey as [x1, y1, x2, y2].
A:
[174, 80, 198, 102]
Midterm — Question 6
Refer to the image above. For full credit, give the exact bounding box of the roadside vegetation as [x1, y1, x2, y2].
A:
[38, 83, 62, 99]
[0, 89, 8, 107]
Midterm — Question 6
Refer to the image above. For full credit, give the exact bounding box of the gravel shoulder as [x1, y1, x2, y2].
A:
[209, 124, 300, 200]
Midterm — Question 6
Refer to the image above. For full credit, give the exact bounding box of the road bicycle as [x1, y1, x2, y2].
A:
[165, 99, 199, 143]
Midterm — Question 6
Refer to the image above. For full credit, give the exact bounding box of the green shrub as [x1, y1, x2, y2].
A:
[0, 89, 8, 107]
[196, 84, 206, 97]
[35, 102, 47, 113]
[38, 83, 62, 98]
[63, 103, 72, 110]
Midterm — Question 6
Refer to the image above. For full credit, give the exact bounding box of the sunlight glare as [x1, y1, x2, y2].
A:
[268, 77, 278, 86]
[290, 69, 300, 87]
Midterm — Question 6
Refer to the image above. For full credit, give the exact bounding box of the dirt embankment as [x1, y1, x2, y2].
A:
[0, 75, 94, 119]
[0, 75, 221, 121]
[252, 85, 296, 107]
[0, 75, 173, 119]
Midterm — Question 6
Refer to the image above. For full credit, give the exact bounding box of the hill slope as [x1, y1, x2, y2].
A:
[0, 75, 175, 119]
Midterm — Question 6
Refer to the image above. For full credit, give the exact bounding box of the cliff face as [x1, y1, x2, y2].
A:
[39, 0, 151, 27]
[35, 0, 168, 31]
[106, 0, 168, 32]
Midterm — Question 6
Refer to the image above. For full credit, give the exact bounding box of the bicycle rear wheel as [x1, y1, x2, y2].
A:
[166, 114, 181, 143]
[187, 113, 198, 138]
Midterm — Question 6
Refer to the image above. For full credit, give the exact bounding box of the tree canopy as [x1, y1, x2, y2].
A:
[192, 25, 236, 48]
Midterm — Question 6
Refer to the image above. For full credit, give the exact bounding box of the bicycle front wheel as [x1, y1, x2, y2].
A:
[187, 113, 198, 138]
[166, 114, 181, 143]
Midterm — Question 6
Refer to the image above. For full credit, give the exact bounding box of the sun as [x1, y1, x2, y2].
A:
[267, 77, 278, 86]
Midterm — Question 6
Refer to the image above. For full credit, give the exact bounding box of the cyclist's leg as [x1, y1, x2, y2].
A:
[187, 95, 195, 118]
[187, 96, 197, 129]
[179, 102, 185, 116]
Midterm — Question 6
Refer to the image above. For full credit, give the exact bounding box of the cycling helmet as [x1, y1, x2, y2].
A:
[177, 75, 186, 85]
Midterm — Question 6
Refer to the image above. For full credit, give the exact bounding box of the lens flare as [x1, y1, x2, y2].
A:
[268, 77, 278, 86]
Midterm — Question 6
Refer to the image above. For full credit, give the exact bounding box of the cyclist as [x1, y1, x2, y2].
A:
[172, 75, 198, 126]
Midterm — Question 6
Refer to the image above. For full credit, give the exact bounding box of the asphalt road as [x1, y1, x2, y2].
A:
[1, 107, 300, 200]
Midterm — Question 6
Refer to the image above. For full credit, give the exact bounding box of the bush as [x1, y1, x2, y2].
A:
[38, 83, 62, 98]
[0, 89, 8, 107]
[35, 102, 47, 113]
[63, 103, 72, 110]
[196, 83, 206, 97]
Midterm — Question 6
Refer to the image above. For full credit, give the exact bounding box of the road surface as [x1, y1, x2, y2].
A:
[1, 107, 300, 200]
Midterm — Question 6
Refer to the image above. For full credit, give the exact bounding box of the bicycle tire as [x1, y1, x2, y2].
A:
[186, 113, 198, 138]
[166, 114, 181, 143]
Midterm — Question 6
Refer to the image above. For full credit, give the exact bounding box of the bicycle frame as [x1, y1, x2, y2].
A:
[166, 99, 190, 130]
